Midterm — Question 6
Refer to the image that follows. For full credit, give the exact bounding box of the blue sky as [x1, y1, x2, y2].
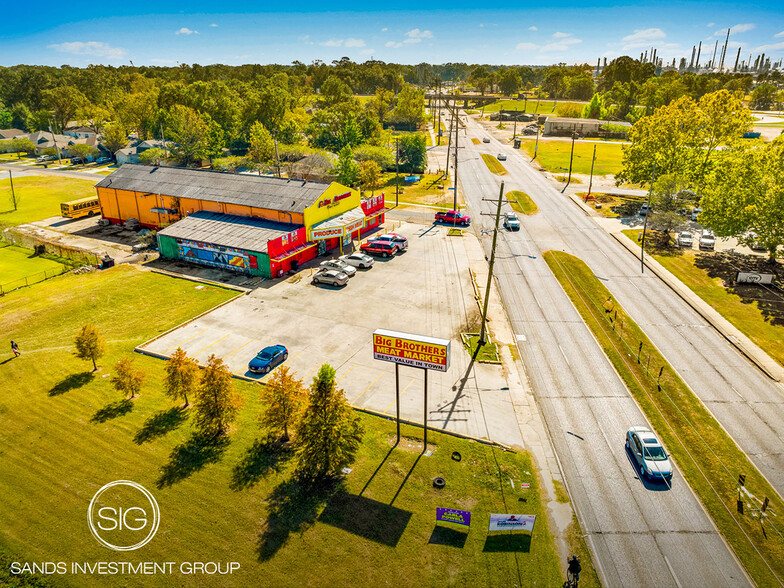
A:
[2, 1, 783, 68]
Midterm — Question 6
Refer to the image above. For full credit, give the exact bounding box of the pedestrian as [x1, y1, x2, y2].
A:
[11, 340, 20, 357]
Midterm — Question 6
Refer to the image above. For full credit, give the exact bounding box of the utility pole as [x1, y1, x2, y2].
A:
[445, 101, 453, 177]
[8, 169, 17, 211]
[513, 107, 518, 140]
[587, 144, 597, 196]
[395, 136, 400, 207]
[533, 120, 541, 160]
[437, 82, 442, 146]
[453, 106, 459, 211]
[561, 132, 578, 192]
[640, 163, 657, 274]
[160, 123, 168, 158]
[479, 181, 505, 346]
[48, 121, 63, 166]
[273, 136, 281, 178]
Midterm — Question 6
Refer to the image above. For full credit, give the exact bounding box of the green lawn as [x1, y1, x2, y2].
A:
[0, 244, 66, 290]
[521, 140, 624, 176]
[0, 175, 98, 226]
[622, 229, 784, 367]
[461, 334, 501, 363]
[480, 153, 507, 175]
[544, 250, 784, 587]
[506, 190, 538, 215]
[380, 172, 456, 208]
[0, 265, 566, 587]
[480, 99, 585, 116]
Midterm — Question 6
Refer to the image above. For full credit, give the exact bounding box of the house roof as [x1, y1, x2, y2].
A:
[65, 126, 96, 134]
[0, 129, 26, 139]
[546, 117, 631, 127]
[95, 163, 332, 214]
[157, 211, 299, 254]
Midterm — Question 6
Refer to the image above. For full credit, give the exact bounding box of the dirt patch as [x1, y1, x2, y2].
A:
[386, 434, 436, 454]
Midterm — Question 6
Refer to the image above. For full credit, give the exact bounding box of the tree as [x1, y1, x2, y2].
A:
[368, 88, 393, 124]
[647, 211, 686, 244]
[66, 143, 99, 163]
[248, 121, 274, 164]
[194, 354, 243, 438]
[8, 137, 36, 159]
[0, 103, 11, 128]
[583, 94, 605, 119]
[168, 105, 209, 167]
[358, 160, 381, 194]
[101, 121, 128, 156]
[566, 74, 595, 100]
[163, 348, 199, 407]
[74, 324, 106, 371]
[335, 145, 359, 186]
[498, 69, 522, 96]
[388, 84, 426, 128]
[111, 357, 145, 400]
[398, 133, 426, 173]
[353, 144, 394, 171]
[260, 365, 307, 441]
[650, 173, 694, 213]
[295, 364, 363, 481]
[319, 76, 354, 108]
[469, 66, 490, 95]
[138, 148, 167, 166]
[42, 86, 89, 133]
[701, 136, 784, 262]
[750, 84, 778, 110]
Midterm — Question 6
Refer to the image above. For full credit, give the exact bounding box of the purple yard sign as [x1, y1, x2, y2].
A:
[436, 507, 471, 527]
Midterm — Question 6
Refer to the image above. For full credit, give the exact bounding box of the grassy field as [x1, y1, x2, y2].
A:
[521, 140, 625, 176]
[0, 243, 66, 286]
[545, 250, 784, 587]
[579, 192, 645, 218]
[506, 190, 538, 215]
[0, 264, 565, 587]
[0, 175, 98, 226]
[480, 99, 585, 116]
[622, 229, 784, 367]
[480, 153, 507, 175]
[380, 172, 456, 208]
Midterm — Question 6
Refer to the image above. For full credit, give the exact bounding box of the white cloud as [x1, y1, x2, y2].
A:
[209, 23, 218, 28]
[319, 37, 366, 48]
[540, 38, 582, 52]
[403, 38, 422, 44]
[622, 28, 666, 43]
[321, 39, 344, 47]
[707, 22, 715, 27]
[344, 38, 366, 48]
[552, 31, 571, 38]
[754, 41, 784, 51]
[728, 23, 755, 34]
[381, 27, 388, 32]
[175, 27, 198, 35]
[360, 48, 375, 55]
[775, 30, 784, 38]
[528, 26, 538, 31]
[385, 41, 402, 48]
[48, 41, 127, 60]
[516, 42, 539, 50]
[405, 28, 433, 39]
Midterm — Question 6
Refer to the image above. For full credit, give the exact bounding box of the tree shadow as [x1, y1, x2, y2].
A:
[90, 398, 133, 423]
[230, 437, 294, 491]
[156, 433, 230, 489]
[694, 251, 784, 327]
[49, 371, 95, 396]
[428, 525, 468, 548]
[133, 407, 189, 445]
[319, 492, 412, 547]
[256, 477, 341, 562]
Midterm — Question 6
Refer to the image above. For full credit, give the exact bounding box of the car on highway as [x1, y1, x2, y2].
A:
[626, 427, 672, 482]
[360, 240, 399, 258]
[319, 258, 357, 277]
[435, 210, 471, 226]
[248, 344, 288, 374]
[678, 231, 693, 248]
[369, 232, 408, 251]
[503, 213, 520, 231]
[339, 252, 374, 269]
[312, 268, 349, 286]
[699, 229, 715, 250]
[482, 137, 490, 143]
[691, 207, 702, 222]
[497, 153, 507, 161]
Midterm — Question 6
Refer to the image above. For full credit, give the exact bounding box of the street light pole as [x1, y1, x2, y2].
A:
[453, 108, 459, 211]
[561, 132, 578, 193]
[640, 163, 657, 274]
[588, 144, 597, 196]
[479, 181, 504, 346]
[8, 169, 17, 211]
[395, 137, 400, 207]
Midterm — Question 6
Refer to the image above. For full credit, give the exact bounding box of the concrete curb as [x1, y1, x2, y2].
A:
[611, 232, 784, 382]
[147, 267, 250, 293]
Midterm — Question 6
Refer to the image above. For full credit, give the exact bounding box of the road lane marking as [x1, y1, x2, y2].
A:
[165, 328, 208, 353]
[221, 339, 256, 361]
[383, 379, 415, 414]
[516, 334, 527, 342]
[664, 556, 683, 588]
[336, 365, 356, 383]
[353, 373, 384, 404]
[558, 344, 570, 366]
[192, 333, 231, 357]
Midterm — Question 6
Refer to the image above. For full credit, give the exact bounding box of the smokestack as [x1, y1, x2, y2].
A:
[710, 40, 718, 69]
[603, 57, 607, 66]
[734, 47, 741, 72]
[689, 46, 696, 69]
[652, 48, 657, 65]
[719, 28, 730, 71]
[696, 41, 702, 69]
[643, 50, 648, 62]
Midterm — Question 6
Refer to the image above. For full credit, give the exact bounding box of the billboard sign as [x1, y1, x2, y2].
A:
[736, 272, 775, 285]
[436, 507, 471, 527]
[373, 329, 450, 372]
[488, 514, 536, 532]
[310, 226, 344, 240]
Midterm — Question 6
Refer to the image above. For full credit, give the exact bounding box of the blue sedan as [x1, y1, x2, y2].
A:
[248, 345, 288, 374]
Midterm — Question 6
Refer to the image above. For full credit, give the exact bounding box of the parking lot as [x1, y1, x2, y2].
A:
[138, 221, 525, 444]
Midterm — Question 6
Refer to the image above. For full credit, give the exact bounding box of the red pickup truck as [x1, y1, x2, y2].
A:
[435, 210, 471, 226]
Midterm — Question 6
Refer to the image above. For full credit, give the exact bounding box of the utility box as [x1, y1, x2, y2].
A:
[513, 139, 521, 149]
[100, 255, 114, 269]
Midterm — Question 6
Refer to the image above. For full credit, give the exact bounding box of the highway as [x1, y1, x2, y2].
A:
[447, 113, 758, 586]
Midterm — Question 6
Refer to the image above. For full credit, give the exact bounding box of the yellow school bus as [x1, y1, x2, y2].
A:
[61, 197, 101, 218]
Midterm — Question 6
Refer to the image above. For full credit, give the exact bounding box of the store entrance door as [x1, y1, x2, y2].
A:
[318, 240, 327, 255]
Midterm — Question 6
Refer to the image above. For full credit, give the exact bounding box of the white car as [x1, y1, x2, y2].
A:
[626, 427, 673, 482]
[497, 153, 507, 161]
[699, 230, 715, 250]
[678, 231, 693, 248]
[319, 259, 356, 277]
[369, 232, 408, 251]
[503, 213, 520, 231]
[339, 252, 374, 269]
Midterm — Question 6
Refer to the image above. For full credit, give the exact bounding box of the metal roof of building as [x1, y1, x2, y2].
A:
[157, 211, 300, 254]
[95, 163, 331, 214]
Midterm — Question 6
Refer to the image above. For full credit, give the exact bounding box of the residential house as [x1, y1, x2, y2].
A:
[115, 139, 169, 165]
[0, 129, 26, 140]
[63, 126, 98, 139]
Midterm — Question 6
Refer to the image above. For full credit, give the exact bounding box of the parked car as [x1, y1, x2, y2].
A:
[678, 231, 693, 248]
[691, 207, 702, 222]
[339, 252, 374, 269]
[96, 156, 111, 164]
[626, 427, 672, 482]
[497, 153, 507, 161]
[312, 268, 349, 286]
[482, 137, 490, 143]
[435, 210, 471, 226]
[639, 203, 651, 216]
[369, 232, 408, 251]
[70, 157, 84, 165]
[699, 229, 715, 250]
[319, 259, 357, 277]
[503, 213, 520, 231]
[36, 155, 56, 162]
[248, 345, 288, 374]
[360, 240, 399, 258]
[747, 232, 767, 251]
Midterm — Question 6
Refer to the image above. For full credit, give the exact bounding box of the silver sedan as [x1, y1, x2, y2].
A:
[312, 269, 349, 287]
[319, 259, 357, 277]
[339, 252, 374, 269]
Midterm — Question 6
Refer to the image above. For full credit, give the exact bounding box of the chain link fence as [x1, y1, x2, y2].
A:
[1, 227, 100, 266]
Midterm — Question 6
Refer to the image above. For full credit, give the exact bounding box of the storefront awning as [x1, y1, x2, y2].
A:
[309, 206, 366, 240]
[270, 241, 317, 262]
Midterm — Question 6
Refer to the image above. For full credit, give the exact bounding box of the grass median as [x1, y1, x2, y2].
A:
[507, 191, 538, 215]
[0, 263, 565, 587]
[544, 250, 784, 587]
[481, 153, 507, 175]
